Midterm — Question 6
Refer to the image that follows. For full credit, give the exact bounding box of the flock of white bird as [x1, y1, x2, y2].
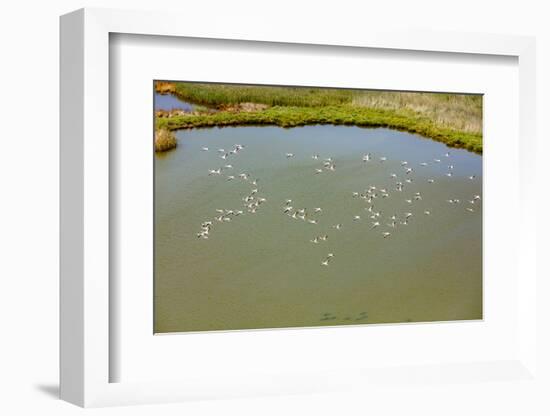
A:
[196, 143, 481, 267]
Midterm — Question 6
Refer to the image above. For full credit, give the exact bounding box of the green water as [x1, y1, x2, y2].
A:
[155, 125, 482, 333]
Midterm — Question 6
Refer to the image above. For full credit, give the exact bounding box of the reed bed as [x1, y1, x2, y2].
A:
[166, 82, 354, 107]
[351, 91, 482, 134]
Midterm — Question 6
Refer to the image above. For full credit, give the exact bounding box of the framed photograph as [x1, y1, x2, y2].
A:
[60, 8, 539, 408]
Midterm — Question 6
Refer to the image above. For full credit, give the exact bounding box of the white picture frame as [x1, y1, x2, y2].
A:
[60, 8, 538, 408]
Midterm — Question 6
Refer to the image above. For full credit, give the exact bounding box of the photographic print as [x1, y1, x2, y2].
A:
[154, 81, 482, 334]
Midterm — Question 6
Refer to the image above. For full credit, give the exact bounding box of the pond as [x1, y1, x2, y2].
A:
[154, 125, 482, 333]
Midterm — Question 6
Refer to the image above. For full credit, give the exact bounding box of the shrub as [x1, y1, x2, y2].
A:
[155, 129, 177, 152]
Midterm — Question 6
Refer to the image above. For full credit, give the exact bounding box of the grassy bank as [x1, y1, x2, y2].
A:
[155, 82, 483, 153]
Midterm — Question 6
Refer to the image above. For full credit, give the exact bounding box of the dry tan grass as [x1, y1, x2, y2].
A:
[155, 129, 177, 152]
[155, 81, 176, 94]
[352, 91, 482, 134]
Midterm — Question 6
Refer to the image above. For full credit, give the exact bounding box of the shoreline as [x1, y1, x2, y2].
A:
[155, 106, 482, 154]
[154, 82, 482, 154]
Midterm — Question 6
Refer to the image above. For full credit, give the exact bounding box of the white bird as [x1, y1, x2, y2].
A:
[424, 210, 431, 215]
[314, 207, 322, 213]
[445, 152, 450, 157]
[446, 172, 453, 177]
[320, 235, 328, 241]
[217, 149, 225, 153]
[469, 175, 476, 180]
[310, 237, 319, 244]
[352, 192, 359, 197]
[428, 179, 435, 183]
[420, 162, 428, 166]
[215, 209, 224, 214]
[401, 161, 408, 166]
[353, 215, 361, 221]
[220, 153, 228, 160]
[208, 169, 221, 175]
[405, 199, 413, 204]
[315, 168, 323, 174]
[227, 175, 235, 181]
[405, 212, 413, 219]
[473, 195, 481, 200]
[362, 153, 371, 162]
[312, 154, 319, 160]
[448, 165, 454, 170]
[382, 232, 391, 238]
[333, 224, 342, 230]
[405, 178, 413, 183]
[283, 206, 293, 213]
[224, 164, 233, 169]
[380, 156, 387, 162]
[466, 208, 475, 213]
[308, 219, 318, 224]
[371, 221, 380, 229]
[434, 159, 441, 163]
[201, 147, 209, 151]
[321, 253, 334, 266]
[405, 168, 413, 174]
[286, 153, 294, 158]
[390, 173, 397, 178]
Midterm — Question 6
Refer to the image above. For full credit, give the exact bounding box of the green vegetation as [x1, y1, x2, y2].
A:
[156, 82, 483, 153]
[171, 82, 354, 107]
[155, 128, 177, 152]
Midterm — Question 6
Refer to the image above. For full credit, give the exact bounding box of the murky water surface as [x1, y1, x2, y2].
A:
[155, 125, 482, 333]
